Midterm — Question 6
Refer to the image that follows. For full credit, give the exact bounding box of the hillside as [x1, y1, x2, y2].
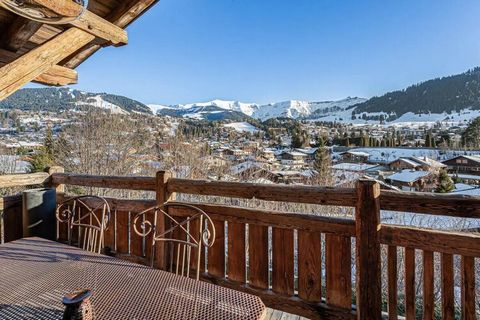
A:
[0, 88, 152, 114]
[352, 67, 480, 121]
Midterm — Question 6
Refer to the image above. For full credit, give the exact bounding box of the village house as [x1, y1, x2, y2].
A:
[442, 155, 480, 175]
[278, 151, 307, 166]
[339, 150, 370, 163]
[388, 157, 446, 172]
[385, 170, 436, 191]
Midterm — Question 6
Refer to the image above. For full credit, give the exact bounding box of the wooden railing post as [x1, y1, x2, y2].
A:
[45, 166, 65, 193]
[355, 179, 382, 320]
[155, 171, 172, 269]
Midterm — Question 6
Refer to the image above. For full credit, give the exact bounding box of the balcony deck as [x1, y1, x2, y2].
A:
[0, 168, 479, 319]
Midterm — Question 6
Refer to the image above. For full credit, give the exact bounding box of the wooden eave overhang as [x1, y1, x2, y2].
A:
[0, 0, 160, 100]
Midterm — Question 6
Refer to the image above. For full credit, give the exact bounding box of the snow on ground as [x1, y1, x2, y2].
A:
[343, 147, 480, 163]
[147, 104, 170, 114]
[76, 96, 127, 115]
[223, 122, 259, 133]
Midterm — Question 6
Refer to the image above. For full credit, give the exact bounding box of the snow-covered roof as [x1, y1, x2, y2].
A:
[449, 173, 480, 180]
[341, 151, 370, 157]
[451, 184, 480, 196]
[230, 161, 264, 175]
[331, 163, 377, 172]
[284, 151, 307, 157]
[386, 170, 430, 183]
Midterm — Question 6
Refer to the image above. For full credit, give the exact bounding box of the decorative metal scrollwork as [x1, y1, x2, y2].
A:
[0, 0, 89, 24]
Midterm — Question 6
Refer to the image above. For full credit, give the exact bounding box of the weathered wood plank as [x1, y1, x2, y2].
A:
[0, 172, 49, 188]
[355, 180, 381, 320]
[0, 49, 77, 86]
[30, 0, 128, 45]
[379, 224, 480, 257]
[381, 190, 480, 218]
[168, 179, 357, 206]
[201, 273, 356, 320]
[404, 248, 415, 320]
[298, 231, 322, 302]
[387, 245, 398, 320]
[63, 0, 159, 68]
[441, 253, 454, 320]
[115, 210, 129, 255]
[227, 222, 245, 282]
[461, 255, 476, 320]
[52, 173, 156, 191]
[0, 28, 94, 100]
[325, 234, 352, 309]
[422, 250, 434, 320]
[272, 228, 294, 296]
[248, 224, 269, 289]
[207, 219, 225, 277]
[1, 17, 42, 52]
[171, 202, 355, 237]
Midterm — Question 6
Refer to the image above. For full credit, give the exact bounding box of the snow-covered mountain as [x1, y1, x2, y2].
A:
[149, 98, 366, 122]
[169, 100, 259, 116]
[0, 88, 152, 114]
[252, 97, 366, 121]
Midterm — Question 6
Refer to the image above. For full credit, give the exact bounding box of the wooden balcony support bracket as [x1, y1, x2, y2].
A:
[355, 180, 382, 320]
[31, 0, 128, 46]
[0, 28, 94, 100]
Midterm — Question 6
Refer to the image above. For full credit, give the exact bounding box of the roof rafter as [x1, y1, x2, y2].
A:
[0, 16, 42, 52]
[32, 0, 128, 45]
[0, 28, 94, 100]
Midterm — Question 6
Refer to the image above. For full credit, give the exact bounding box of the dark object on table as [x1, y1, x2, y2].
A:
[62, 289, 94, 320]
[22, 188, 57, 240]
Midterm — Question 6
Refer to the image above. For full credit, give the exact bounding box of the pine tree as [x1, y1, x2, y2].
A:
[28, 127, 55, 173]
[435, 169, 455, 193]
[313, 137, 332, 184]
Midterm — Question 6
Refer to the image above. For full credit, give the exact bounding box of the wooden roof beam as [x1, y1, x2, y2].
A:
[0, 28, 94, 100]
[0, 48, 77, 87]
[63, 0, 158, 68]
[32, 0, 128, 46]
[1, 17, 42, 52]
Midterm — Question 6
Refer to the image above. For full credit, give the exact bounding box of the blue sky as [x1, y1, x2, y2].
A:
[41, 0, 480, 105]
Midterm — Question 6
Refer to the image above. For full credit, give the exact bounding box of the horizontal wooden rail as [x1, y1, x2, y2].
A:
[0, 172, 49, 188]
[51, 173, 156, 191]
[380, 190, 480, 218]
[57, 193, 156, 212]
[380, 224, 480, 257]
[167, 178, 357, 206]
[171, 202, 355, 237]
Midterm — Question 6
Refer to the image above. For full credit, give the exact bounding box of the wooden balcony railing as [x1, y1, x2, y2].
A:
[0, 168, 479, 320]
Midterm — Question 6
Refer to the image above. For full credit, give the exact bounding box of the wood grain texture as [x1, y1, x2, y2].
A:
[52, 172, 156, 191]
[461, 255, 476, 320]
[0, 172, 49, 188]
[272, 227, 294, 296]
[325, 234, 352, 309]
[248, 224, 269, 289]
[171, 202, 355, 236]
[404, 248, 415, 320]
[422, 250, 434, 320]
[1, 17, 42, 52]
[355, 180, 381, 320]
[379, 224, 480, 257]
[387, 245, 398, 320]
[441, 253, 454, 320]
[201, 273, 356, 320]
[298, 231, 322, 302]
[207, 219, 225, 278]
[63, 0, 159, 68]
[227, 222, 245, 282]
[168, 178, 357, 206]
[0, 28, 94, 100]
[381, 189, 480, 217]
